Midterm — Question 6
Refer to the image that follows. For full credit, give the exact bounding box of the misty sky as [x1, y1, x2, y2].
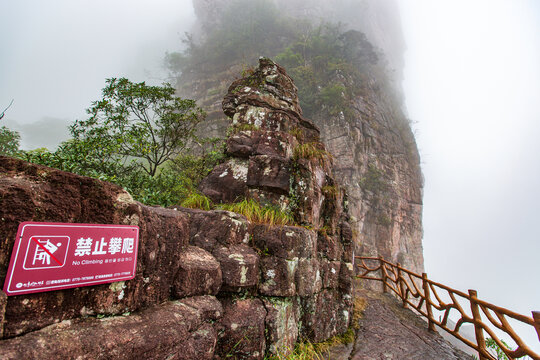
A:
[1, 0, 539, 352]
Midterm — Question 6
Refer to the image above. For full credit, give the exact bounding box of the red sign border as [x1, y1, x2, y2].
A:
[3, 221, 139, 296]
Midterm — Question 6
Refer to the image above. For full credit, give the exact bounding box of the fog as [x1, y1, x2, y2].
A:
[400, 0, 540, 351]
[0, 0, 194, 147]
[1, 0, 539, 352]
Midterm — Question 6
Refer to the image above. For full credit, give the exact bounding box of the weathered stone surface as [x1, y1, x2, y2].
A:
[351, 290, 473, 360]
[0, 290, 6, 338]
[213, 245, 259, 292]
[259, 256, 296, 297]
[252, 225, 317, 260]
[178, 323, 217, 360]
[247, 155, 290, 194]
[317, 232, 344, 261]
[178, 295, 223, 321]
[320, 259, 342, 289]
[295, 258, 322, 296]
[0, 300, 215, 360]
[198, 159, 248, 203]
[216, 298, 267, 360]
[173, 246, 222, 298]
[301, 289, 351, 343]
[290, 158, 327, 226]
[227, 130, 297, 159]
[263, 297, 300, 356]
[184, 209, 250, 252]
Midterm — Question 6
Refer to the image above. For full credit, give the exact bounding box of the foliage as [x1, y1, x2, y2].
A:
[165, 0, 302, 76]
[227, 123, 260, 136]
[72, 77, 204, 176]
[180, 192, 213, 211]
[275, 23, 378, 118]
[265, 342, 324, 360]
[0, 126, 21, 156]
[220, 198, 294, 226]
[485, 337, 511, 360]
[293, 142, 332, 167]
[18, 79, 222, 208]
[470, 337, 533, 360]
[359, 163, 387, 194]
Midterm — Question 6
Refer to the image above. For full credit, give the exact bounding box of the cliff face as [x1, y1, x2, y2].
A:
[180, 0, 424, 274]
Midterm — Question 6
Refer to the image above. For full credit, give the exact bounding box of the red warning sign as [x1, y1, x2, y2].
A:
[3, 222, 139, 296]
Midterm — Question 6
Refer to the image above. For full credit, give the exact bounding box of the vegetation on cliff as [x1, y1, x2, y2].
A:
[166, 0, 387, 121]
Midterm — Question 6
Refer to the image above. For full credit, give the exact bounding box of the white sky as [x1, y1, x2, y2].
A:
[400, 0, 540, 351]
[1, 0, 539, 353]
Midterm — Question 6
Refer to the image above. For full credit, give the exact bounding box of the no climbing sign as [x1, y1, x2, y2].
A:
[3, 222, 139, 296]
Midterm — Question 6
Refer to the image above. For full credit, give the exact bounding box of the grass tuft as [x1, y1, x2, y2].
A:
[293, 142, 333, 167]
[220, 198, 295, 226]
[180, 192, 213, 211]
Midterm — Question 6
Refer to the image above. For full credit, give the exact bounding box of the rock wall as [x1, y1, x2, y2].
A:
[183, 0, 424, 275]
[0, 60, 353, 359]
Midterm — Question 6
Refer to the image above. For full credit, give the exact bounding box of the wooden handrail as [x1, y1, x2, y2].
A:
[355, 256, 540, 360]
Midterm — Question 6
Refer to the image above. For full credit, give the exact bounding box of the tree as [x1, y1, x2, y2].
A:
[0, 126, 21, 156]
[71, 78, 205, 176]
[0, 99, 14, 121]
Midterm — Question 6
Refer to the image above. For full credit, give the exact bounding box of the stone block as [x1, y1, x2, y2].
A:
[301, 289, 349, 343]
[295, 258, 322, 296]
[247, 155, 290, 194]
[185, 209, 250, 251]
[213, 245, 259, 292]
[216, 298, 267, 360]
[178, 295, 223, 322]
[198, 159, 248, 203]
[259, 256, 297, 297]
[320, 259, 342, 289]
[173, 246, 222, 298]
[252, 225, 317, 260]
[263, 297, 300, 356]
[317, 232, 343, 261]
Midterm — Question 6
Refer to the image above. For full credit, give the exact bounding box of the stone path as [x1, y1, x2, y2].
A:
[325, 289, 475, 360]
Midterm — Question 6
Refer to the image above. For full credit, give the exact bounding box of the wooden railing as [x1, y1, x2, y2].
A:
[355, 256, 540, 360]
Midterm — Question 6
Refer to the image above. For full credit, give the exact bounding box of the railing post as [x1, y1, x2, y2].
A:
[422, 273, 436, 332]
[379, 256, 387, 293]
[397, 263, 407, 308]
[533, 311, 540, 342]
[469, 289, 488, 360]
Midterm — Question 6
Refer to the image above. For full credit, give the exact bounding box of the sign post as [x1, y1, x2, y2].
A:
[3, 222, 139, 296]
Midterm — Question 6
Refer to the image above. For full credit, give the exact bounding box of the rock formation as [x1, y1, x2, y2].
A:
[182, 0, 424, 276]
[0, 59, 353, 359]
